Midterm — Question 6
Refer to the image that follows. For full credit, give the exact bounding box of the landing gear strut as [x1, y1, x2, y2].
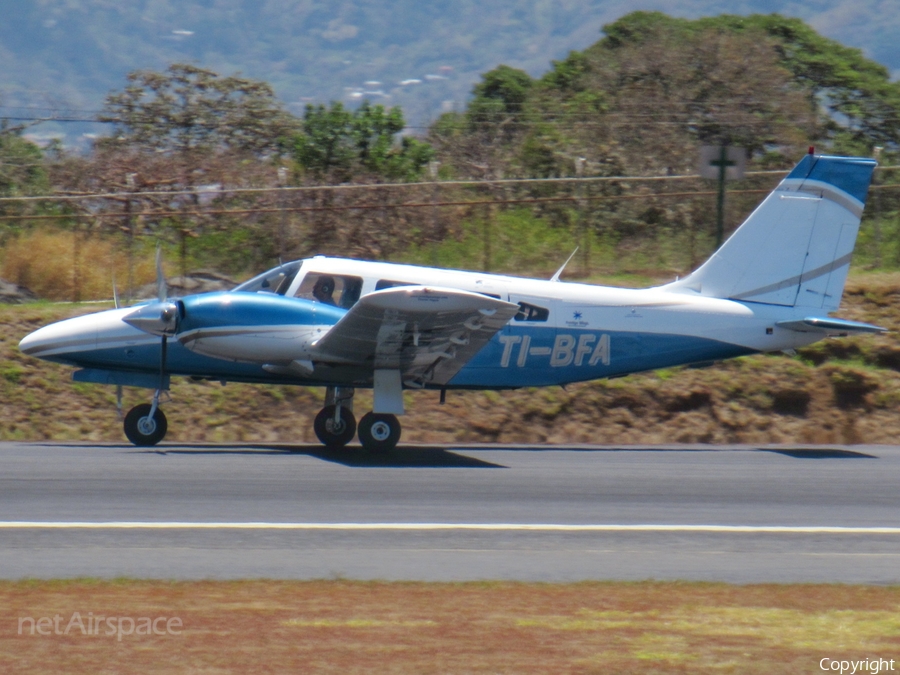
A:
[123, 332, 171, 447]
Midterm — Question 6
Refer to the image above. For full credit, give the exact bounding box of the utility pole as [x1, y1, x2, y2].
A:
[700, 146, 746, 249]
[125, 173, 136, 302]
[873, 146, 883, 267]
[429, 161, 440, 267]
[576, 157, 588, 277]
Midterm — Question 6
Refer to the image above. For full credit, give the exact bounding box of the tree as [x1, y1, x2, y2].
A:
[467, 65, 534, 129]
[602, 12, 900, 153]
[98, 63, 299, 155]
[0, 123, 47, 199]
[294, 101, 433, 181]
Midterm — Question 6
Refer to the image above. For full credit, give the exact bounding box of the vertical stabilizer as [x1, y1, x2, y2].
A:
[664, 154, 876, 310]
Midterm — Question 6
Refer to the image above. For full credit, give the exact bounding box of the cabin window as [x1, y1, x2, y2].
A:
[375, 279, 415, 291]
[514, 302, 549, 322]
[296, 273, 364, 309]
[232, 261, 302, 295]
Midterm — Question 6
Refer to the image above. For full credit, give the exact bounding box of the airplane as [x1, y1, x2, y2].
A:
[19, 151, 887, 451]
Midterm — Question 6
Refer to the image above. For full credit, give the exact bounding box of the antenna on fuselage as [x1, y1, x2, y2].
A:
[112, 269, 121, 310]
[550, 247, 579, 282]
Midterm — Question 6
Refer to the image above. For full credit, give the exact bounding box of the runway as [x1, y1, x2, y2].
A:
[1, 441, 899, 582]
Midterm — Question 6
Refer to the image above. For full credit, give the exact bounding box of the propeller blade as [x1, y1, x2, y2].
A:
[156, 244, 167, 302]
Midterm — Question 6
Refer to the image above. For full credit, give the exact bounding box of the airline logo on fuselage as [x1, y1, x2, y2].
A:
[499, 333, 610, 368]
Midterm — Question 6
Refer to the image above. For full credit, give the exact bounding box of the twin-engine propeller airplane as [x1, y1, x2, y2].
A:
[19, 152, 887, 451]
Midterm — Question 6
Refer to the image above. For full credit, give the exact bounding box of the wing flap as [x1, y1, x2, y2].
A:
[310, 286, 519, 385]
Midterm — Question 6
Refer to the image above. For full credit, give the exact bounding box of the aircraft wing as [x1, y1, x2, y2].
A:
[310, 286, 519, 386]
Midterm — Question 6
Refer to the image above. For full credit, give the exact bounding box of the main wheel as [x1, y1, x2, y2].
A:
[358, 412, 401, 453]
[314, 405, 357, 448]
[123, 403, 168, 446]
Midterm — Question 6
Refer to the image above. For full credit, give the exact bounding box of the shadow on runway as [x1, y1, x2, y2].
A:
[31, 441, 879, 462]
[759, 447, 878, 459]
[124, 443, 507, 468]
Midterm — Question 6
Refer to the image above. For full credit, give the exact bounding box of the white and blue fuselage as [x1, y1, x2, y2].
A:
[20, 256, 831, 390]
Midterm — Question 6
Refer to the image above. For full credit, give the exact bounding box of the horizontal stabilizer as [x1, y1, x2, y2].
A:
[776, 317, 887, 335]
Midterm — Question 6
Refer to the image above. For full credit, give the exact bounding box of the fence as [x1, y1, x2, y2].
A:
[2, 167, 899, 302]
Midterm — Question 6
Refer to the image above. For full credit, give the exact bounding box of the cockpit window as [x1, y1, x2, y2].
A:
[514, 302, 549, 322]
[296, 273, 363, 309]
[232, 261, 302, 295]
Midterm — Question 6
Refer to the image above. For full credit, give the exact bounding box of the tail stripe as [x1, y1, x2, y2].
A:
[731, 251, 853, 302]
[778, 179, 863, 218]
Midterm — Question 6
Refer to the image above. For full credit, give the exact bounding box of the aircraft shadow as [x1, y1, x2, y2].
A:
[33, 441, 878, 462]
[125, 443, 506, 468]
[759, 447, 878, 459]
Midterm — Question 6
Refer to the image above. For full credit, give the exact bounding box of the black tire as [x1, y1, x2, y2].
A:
[124, 403, 168, 447]
[358, 412, 401, 453]
[314, 405, 357, 448]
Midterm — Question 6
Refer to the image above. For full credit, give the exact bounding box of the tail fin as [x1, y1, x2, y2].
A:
[665, 154, 876, 310]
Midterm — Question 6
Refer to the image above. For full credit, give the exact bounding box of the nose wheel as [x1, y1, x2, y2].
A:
[358, 412, 401, 453]
[123, 403, 168, 446]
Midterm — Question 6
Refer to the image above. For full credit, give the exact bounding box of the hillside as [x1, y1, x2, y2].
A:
[2, 0, 900, 147]
[3, 273, 900, 446]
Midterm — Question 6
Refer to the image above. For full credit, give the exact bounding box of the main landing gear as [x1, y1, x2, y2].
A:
[314, 386, 402, 453]
[119, 384, 402, 452]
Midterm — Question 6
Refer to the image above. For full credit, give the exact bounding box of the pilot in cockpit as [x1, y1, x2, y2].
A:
[312, 275, 337, 305]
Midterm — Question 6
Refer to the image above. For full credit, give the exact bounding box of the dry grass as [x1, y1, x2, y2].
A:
[1, 580, 899, 674]
[0, 230, 158, 301]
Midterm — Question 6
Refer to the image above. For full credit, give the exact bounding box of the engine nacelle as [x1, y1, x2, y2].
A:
[175, 292, 345, 363]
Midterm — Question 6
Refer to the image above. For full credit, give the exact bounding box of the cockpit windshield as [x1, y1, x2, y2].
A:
[232, 261, 302, 295]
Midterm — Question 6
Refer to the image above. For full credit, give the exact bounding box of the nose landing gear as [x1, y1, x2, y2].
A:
[123, 395, 168, 447]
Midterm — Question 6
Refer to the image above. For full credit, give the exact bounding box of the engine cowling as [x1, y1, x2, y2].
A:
[128, 291, 346, 364]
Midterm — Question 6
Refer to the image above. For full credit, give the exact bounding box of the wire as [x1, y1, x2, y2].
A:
[0, 170, 788, 204]
[0, 187, 782, 221]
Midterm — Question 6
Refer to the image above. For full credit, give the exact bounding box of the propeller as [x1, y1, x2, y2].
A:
[122, 246, 180, 336]
[122, 300, 180, 336]
[121, 245, 179, 398]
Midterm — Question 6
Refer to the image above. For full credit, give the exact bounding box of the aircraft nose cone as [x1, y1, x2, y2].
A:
[18, 329, 40, 355]
[18, 314, 99, 359]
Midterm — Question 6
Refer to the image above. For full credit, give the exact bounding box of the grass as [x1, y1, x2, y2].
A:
[2, 580, 899, 673]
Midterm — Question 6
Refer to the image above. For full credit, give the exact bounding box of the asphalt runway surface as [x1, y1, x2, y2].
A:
[1, 441, 899, 583]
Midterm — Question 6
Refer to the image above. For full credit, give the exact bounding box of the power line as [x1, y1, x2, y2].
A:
[0, 169, 789, 204]
[0, 187, 771, 221]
